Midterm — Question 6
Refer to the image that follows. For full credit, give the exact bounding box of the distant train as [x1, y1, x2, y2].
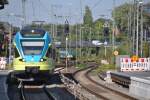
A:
[8, 28, 55, 81]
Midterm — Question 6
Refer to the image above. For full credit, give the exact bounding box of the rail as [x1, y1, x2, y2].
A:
[18, 80, 55, 100]
[43, 85, 55, 100]
[74, 67, 137, 100]
[86, 68, 136, 99]
[18, 81, 26, 100]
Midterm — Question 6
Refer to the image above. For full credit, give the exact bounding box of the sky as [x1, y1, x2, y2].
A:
[0, 0, 149, 27]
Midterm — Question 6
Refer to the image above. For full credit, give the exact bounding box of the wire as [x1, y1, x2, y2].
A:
[38, 0, 53, 22]
[38, 0, 51, 15]
[91, 0, 103, 10]
[31, 0, 36, 20]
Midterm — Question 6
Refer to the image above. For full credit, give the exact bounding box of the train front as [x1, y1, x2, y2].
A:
[12, 28, 54, 77]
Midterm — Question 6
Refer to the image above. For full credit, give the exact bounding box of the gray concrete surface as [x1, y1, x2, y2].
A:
[111, 71, 150, 78]
[0, 70, 9, 100]
[130, 77, 150, 99]
[111, 71, 150, 99]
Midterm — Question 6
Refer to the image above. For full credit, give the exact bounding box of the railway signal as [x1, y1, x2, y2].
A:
[64, 19, 69, 72]
[64, 19, 69, 35]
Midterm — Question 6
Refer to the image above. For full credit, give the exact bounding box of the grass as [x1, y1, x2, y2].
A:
[94, 64, 116, 74]
[75, 63, 87, 70]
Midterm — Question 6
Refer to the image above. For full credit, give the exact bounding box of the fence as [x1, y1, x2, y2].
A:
[0, 57, 6, 70]
[120, 58, 150, 72]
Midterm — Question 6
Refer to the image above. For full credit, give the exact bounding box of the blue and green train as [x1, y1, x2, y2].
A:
[10, 28, 55, 79]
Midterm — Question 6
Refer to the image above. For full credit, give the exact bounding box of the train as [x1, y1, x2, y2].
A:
[7, 27, 55, 82]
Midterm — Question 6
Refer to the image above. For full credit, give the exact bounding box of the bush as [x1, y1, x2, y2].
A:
[76, 63, 86, 70]
[95, 64, 115, 73]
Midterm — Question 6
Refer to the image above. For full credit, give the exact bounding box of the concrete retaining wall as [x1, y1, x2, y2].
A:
[130, 77, 150, 99]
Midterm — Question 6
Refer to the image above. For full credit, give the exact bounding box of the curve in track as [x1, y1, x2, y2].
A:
[74, 67, 137, 100]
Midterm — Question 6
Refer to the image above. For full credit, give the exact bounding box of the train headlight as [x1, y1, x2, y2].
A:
[40, 58, 43, 62]
[22, 58, 25, 62]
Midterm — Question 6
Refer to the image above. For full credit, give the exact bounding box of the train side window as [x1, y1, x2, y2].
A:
[14, 48, 20, 58]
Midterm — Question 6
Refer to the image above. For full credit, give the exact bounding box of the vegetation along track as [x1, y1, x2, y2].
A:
[74, 67, 137, 100]
[19, 83, 55, 100]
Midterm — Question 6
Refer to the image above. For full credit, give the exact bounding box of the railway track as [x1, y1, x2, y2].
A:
[7, 71, 76, 100]
[19, 83, 55, 100]
[74, 67, 137, 100]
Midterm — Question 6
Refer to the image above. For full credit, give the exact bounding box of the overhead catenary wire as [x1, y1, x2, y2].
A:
[22, 0, 26, 26]
[91, 0, 103, 10]
[38, 0, 52, 22]
[31, 0, 36, 21]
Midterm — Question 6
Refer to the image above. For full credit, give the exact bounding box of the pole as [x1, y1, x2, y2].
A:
[140, 1, 143, 57]
[80, 27, 82, 57]
[75, 24, 78, 67]
[133, 0, 136, 55]
[89, 27, 91, 57]
[105, 46, 106, 57]
[22, 0, 26, 27]
[79, 0, 82, 58]
[112, 0, 116, 51]
[65, 19, 69, 72]
[9, 24, 12, 67]
[66, 37, 68, 72]
[136, 1, 139, 56]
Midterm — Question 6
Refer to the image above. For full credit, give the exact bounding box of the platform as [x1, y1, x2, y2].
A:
[110, 71, 150, 99]
[0, 70, 10, 100]
[111, 71, 150, 78]
[130, 77, 150, 99]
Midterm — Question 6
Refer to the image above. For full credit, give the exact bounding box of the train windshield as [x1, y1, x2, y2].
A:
[20, 28, 45, 37]
[21, 40, 44, 55]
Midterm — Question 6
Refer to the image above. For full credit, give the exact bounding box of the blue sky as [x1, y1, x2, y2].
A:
[0, 0, 149, 27]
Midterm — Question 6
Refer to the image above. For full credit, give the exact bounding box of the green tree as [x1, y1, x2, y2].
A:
[112, 3, 132, 33]
[93, 18, 105, 40]
[83, 6, 93, 27]
[143, 42, 150, 57]
[112, 2, 150, 33]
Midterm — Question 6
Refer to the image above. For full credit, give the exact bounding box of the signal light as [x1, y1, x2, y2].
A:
[64, 19, 69, 35]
